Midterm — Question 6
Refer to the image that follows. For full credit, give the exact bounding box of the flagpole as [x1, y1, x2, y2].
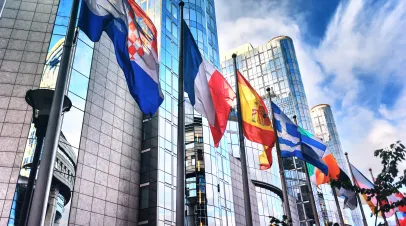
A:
[332, 186, 345, 226]
[27, 0, 80, 224]
[177, 1, 185, 225]
[266, 88, 292, 223]
[369, 168, 388, 226]
[232, 54, 253, 226]
[292, 115, 321, 226]
[345, 152, 368, 226]
[395, 212, 401, 226]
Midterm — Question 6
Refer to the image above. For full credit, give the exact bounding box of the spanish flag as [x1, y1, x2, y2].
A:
[237, 71, 276, 158]
[259, 146, 273, 170]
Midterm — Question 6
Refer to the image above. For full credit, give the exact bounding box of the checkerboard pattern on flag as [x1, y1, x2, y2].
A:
[79, 0, 163, 115]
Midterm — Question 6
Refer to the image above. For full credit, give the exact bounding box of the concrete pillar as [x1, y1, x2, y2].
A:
[44, 186, 59, 226]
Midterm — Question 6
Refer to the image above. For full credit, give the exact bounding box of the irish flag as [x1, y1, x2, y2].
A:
[309, 151, 357, 209]
[311, 149, 340, 185]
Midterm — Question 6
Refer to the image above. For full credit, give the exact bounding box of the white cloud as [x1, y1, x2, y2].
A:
[317, 0, 406, 176]
[216, 0, 406, 177]
[316, 0, 406, 104]
[216, 0, 329, 106]
[379, 88, 406, 121]
[216, 0, 302, 57]
[338, 105, 406, 173]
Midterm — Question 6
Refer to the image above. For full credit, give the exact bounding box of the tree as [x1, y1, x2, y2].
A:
[331, 141, 406, 225]
[269, 215, 292, 226]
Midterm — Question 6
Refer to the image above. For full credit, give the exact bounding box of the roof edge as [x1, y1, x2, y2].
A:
[311, 104, 330, 110]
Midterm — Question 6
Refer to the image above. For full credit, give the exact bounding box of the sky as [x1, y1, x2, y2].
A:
[215, 0, 406, 224]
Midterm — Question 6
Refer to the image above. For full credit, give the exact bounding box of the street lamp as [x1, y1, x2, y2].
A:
[19, 89, 72, 226]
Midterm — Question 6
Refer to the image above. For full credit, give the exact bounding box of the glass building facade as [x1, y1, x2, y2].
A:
[221, 36, 349, 226]
[3, 0, 93, 222]
[225, 117, 284, 226]
[1, 0, 349, 225]
[138, 0, 236, 225]
[311, 104, 363, 226]
[1, 0, 238, 224]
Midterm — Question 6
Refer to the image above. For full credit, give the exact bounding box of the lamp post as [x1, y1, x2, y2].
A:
[19, 89, 72, 226]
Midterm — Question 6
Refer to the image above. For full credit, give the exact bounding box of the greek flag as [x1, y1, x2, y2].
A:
[272, 102, 328, 175]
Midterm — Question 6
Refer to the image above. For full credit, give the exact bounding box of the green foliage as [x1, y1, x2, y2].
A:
[269, 215, 292, 226]
[331, 141, 406, 217]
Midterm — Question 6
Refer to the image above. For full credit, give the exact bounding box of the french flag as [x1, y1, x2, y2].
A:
[182, 20, 236, 147]
[78, 0, 163, 115]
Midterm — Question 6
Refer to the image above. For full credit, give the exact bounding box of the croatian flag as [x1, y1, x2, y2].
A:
[78, 0, 163, 115]
[182, 20, 236, 147]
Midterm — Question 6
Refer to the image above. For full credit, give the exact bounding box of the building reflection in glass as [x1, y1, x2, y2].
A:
[311, 104, 362, 226]
[220, 36, 353, 226]
[7, 0, 94, 223]
[137, 0, 235, 225]
[225, 116, 284, 226]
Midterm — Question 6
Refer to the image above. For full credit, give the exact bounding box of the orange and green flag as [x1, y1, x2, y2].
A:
[311, 149, 341, 185]
[237, 71, 276, 166]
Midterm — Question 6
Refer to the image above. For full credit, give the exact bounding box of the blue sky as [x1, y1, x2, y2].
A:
[215, 0, 406, 224]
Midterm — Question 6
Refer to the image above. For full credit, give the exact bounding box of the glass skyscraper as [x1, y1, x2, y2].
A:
[1, 0, 239, 224]
[1, 0, 93, 223]
[137, 0, 238, 225]
[311, 104, 363, 226]
[225, 117, 285, 226]
[221, 36, 356, 226]
[0, 0, 360, 225]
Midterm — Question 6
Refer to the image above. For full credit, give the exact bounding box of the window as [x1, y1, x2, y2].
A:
[191, 156, 195, 165]
[139, 186, 148, 209]
[140, 1, 146, 11]
[171, 4, 177, 18]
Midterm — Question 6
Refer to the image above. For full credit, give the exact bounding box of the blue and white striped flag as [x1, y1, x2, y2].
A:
[272, 102, 329, 175]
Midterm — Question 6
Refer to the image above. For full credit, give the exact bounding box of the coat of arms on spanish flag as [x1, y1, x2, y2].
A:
[237, 71, 276, 153]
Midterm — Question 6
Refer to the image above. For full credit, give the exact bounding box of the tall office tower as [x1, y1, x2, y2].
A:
[221, 36, 356, 226]
[311, 104, 363, 226]
[0, 0, 232, 225]
[0, 0, 147, 223]
[136, 0, 239, 226]
[225, 116, 286, 226]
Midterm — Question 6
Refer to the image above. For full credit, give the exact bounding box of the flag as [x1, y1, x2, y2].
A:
[309, 163, 317, 184]
[313, 149, 341, 185]
[369, 171, 406, 213]
[394, 193, 406, 212]
[272, 102, 328, 175]
[307, 153, 357, 209]
[259, 146, 273, 170]
[382, 188, 406, 213]
[237, 72, 276, 148]
[397, 212, 406, 226]
[182, 20, 236, 147]
[335, 169, 358, 210]
[78, 0, 163, 115]
[351, 164, 395, 217]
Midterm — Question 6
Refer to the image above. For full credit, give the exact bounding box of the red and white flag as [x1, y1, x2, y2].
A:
[182, 20, 236, 147]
